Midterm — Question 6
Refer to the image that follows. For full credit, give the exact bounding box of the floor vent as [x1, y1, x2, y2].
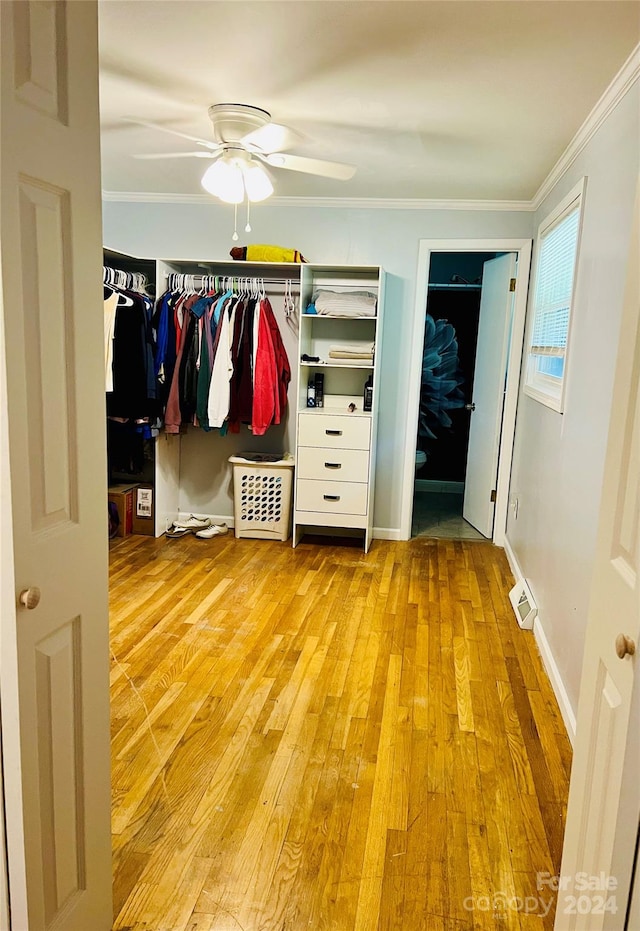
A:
[509, 578, 537, 630]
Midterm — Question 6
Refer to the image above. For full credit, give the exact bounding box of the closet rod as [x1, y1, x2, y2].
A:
[428, 282, 482, 290]
[104, 265, 148, 291]
[164, 274, 299, 287]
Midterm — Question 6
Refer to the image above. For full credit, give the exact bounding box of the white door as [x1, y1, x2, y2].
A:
[463, 253, 516, 537]
[555, 184, 640, 930]
[0, 3, 112, 929]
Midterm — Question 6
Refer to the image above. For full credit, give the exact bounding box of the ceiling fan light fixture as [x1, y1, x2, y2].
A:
[201, 157, 244, 203]
[241, 161, 273, 202]
[201, 151, 274, 204]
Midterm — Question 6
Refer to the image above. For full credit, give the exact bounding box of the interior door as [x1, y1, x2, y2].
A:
[0, 2, 112, 929]
[462, 253, 516, 537]
[555, 182, 640, 930]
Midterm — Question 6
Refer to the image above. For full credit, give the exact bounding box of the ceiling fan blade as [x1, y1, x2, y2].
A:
[123, 117, 220, 151]
[241, 122, 303, 153]
[263, 152, 356, 180]
[133, 151, 218, 160]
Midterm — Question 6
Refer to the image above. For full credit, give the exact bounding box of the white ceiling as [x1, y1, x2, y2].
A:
[98, 1, 640, 202]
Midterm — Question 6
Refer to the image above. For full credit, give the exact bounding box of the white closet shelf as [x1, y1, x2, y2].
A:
[302, 314, 378, 321]
[300, 361, 374, 370]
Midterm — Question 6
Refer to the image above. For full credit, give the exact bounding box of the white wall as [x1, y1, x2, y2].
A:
[507, 82, 640, 720]
[103, 201, 532, 532]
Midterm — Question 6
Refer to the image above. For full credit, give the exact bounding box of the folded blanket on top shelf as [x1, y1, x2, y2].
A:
[313, 289, 377, 317]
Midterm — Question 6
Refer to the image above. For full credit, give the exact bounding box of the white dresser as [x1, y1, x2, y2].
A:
[292, 264, 385, 552]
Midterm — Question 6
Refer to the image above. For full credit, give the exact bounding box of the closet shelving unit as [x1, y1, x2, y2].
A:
[293, 264, 385, 553]
[104, 250, 385, 547]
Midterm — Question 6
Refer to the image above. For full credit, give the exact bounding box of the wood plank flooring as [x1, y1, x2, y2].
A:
[110, 533, 572, 931]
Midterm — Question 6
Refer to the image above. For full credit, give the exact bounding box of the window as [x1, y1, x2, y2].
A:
[524, 179, 585, 411]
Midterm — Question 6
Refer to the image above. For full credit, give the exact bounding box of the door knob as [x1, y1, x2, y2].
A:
[465, 403, 476, 412]
[19, 587, 41, 610]
[615, 634, 636, 659]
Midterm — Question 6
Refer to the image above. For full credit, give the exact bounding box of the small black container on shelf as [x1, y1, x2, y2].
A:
[314, 373, 324, 408]
[306, 379, 316, 407]
[363, 374, 373, 412]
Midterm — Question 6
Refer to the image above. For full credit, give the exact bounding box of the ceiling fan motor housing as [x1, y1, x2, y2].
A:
[208, 103, 271, 144]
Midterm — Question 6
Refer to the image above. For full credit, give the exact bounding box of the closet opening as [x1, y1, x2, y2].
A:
[413, 251, 500, 540]
[401, 239, 532, 546]
[103, 251, 302, 538]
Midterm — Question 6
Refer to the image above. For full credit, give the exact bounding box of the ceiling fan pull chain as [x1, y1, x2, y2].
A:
[232, 203, 239, 241]
[245, 200, 252, 233]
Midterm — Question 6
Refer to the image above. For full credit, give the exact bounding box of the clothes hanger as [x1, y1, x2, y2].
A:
[116, 289, 134, 308]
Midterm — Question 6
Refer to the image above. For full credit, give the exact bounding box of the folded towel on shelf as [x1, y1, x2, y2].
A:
[328, 341, 374, 362]
[314, 290, 377, 317]
[329, 342, 375, 355]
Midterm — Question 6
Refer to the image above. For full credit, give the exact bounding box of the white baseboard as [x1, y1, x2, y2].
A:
[503, 536, 523, 580]
[372, 527, 404, 541]
[532, 617, 577, 745]
[174, 516, 406, 544]
[177, 512, 235, 528]
[504, 537, 577, 746]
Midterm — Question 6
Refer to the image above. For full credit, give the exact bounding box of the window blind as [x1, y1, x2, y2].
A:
[530, 204, 580, 361]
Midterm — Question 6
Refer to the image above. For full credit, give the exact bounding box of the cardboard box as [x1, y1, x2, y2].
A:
[132, 484, 155, 536]
[108, 483, 138, 537]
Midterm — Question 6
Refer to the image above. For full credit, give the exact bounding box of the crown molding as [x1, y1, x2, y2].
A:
[102, 43, 640, 216]
[102, 191, 214, 205]
[254, 196, 534, 211]
[101, 189, 534, 211]
[531, 41, 640, 211]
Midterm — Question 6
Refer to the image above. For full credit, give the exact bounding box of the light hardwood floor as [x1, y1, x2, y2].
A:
[110, 533, 572, 931]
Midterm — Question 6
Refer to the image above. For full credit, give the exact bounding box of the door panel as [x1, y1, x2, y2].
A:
[19, 180, 78, 532]
[463, 253, 516, 537]
[1, 2, 112, 929]
[556, 182, 640, 929]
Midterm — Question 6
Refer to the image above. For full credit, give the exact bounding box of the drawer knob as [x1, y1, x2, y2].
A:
[326, 429, 342, 436]
[324, 494, 340, 501]
[325, 462, 341, 469]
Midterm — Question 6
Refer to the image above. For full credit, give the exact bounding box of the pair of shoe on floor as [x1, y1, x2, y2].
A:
[166, 515, 228, 539]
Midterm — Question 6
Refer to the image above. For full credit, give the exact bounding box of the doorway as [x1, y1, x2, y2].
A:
[400, 239, 532, 546]
[413, 251, 498, 540]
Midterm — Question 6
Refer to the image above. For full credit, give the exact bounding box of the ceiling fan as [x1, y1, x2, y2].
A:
[131, 103, 356, 204]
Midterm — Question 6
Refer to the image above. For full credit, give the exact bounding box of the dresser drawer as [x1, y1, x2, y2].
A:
[296, 479, 368, 515]
[298, 413, 371, 450]
[297, 446, 369, 483]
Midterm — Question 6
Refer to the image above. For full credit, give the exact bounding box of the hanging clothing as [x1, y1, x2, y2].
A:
[153, 281, 291, 435]
[251, 296, 291, 432]
[104, 289, 119, 392]
[164, 292, 199, 434]
[228, 298, 255, 432]
[107, 288, 158, 421]
[207, 297, 237, 430]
